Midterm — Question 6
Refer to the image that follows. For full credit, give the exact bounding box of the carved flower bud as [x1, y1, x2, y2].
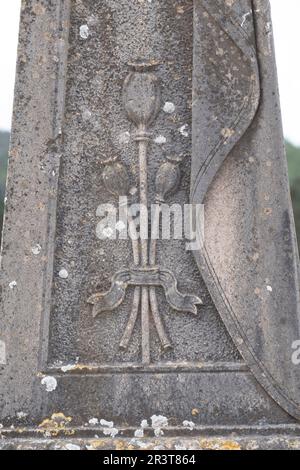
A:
[123, 63, 161, 127]
[102, 162, 129, 197]
[155, 156, 182, 203]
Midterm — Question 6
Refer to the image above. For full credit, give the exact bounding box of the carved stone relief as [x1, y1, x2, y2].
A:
[88, 63, 202, 363]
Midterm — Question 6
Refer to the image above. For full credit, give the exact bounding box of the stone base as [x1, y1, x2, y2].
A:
[1, 427, 300, 450]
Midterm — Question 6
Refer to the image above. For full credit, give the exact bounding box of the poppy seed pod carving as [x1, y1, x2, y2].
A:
[123, 63, 161, 128]
[102, 162, 129, 197]
[155, 156, 183, 203]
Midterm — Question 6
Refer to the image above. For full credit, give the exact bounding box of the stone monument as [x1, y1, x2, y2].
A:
[1, 0, 300, 450]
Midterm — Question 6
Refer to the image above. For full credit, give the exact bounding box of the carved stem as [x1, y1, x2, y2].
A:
[141, 286, 150, 364]
[149, 204, 171, 351]
[119, 210, 140, 350]
[119, 286, 140, 350]
[138, 125, 150, 364]
[139, 128, 149, 266]
[128, 211, 140, 266]
[149, 286, 171, 351]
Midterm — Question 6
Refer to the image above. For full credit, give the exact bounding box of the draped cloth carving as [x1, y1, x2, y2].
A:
[191, 0, 300, 419]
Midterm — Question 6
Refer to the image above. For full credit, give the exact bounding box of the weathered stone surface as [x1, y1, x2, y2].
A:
[1, 434, 300, 451]
[0, 0, 300, 449]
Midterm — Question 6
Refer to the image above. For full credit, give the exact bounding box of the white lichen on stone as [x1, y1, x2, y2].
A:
[119, 131, 131, 145]
[59, 269, 69, 279]
[82, 109, 92, 121]
[65, 443, 81, 451]
[102, 427, 119, 438]
[216, 48, 224, 56]
[134, 428, 144, 438]
[9, 280, 17, 290]
[61, 364, 76, 373]
[266, 285, 273, 293]
[41, 376, 57, 392]
[80, 25, 89, 39]
[154, 135, 167, 145]
[88, 418, 99, 425]
[151, 414, 168, 437]
[265, 21, 272, 34]
[17, 412, 28, 419]
[221, 127, 235, 139]
[99, 419, 118, 437]
[100, 419, 114, 428]
[31, 244, 42, 256]
[179, 124, 189, 137]
[163, 102, 175, 114]
[241, 11, 251, 28]
[183, 420, 195, 431]
[130, 438, 148, 449]
[129, 187, 138, 196]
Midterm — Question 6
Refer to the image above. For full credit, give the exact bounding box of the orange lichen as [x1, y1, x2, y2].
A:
[199, 439, 241, 451]
[38, 413, 73, 437]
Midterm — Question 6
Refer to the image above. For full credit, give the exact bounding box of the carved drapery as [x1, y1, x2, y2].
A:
[192, 0, 300, 419]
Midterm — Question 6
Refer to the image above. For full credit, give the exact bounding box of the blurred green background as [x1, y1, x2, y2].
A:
[0, 130, 299, 249]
